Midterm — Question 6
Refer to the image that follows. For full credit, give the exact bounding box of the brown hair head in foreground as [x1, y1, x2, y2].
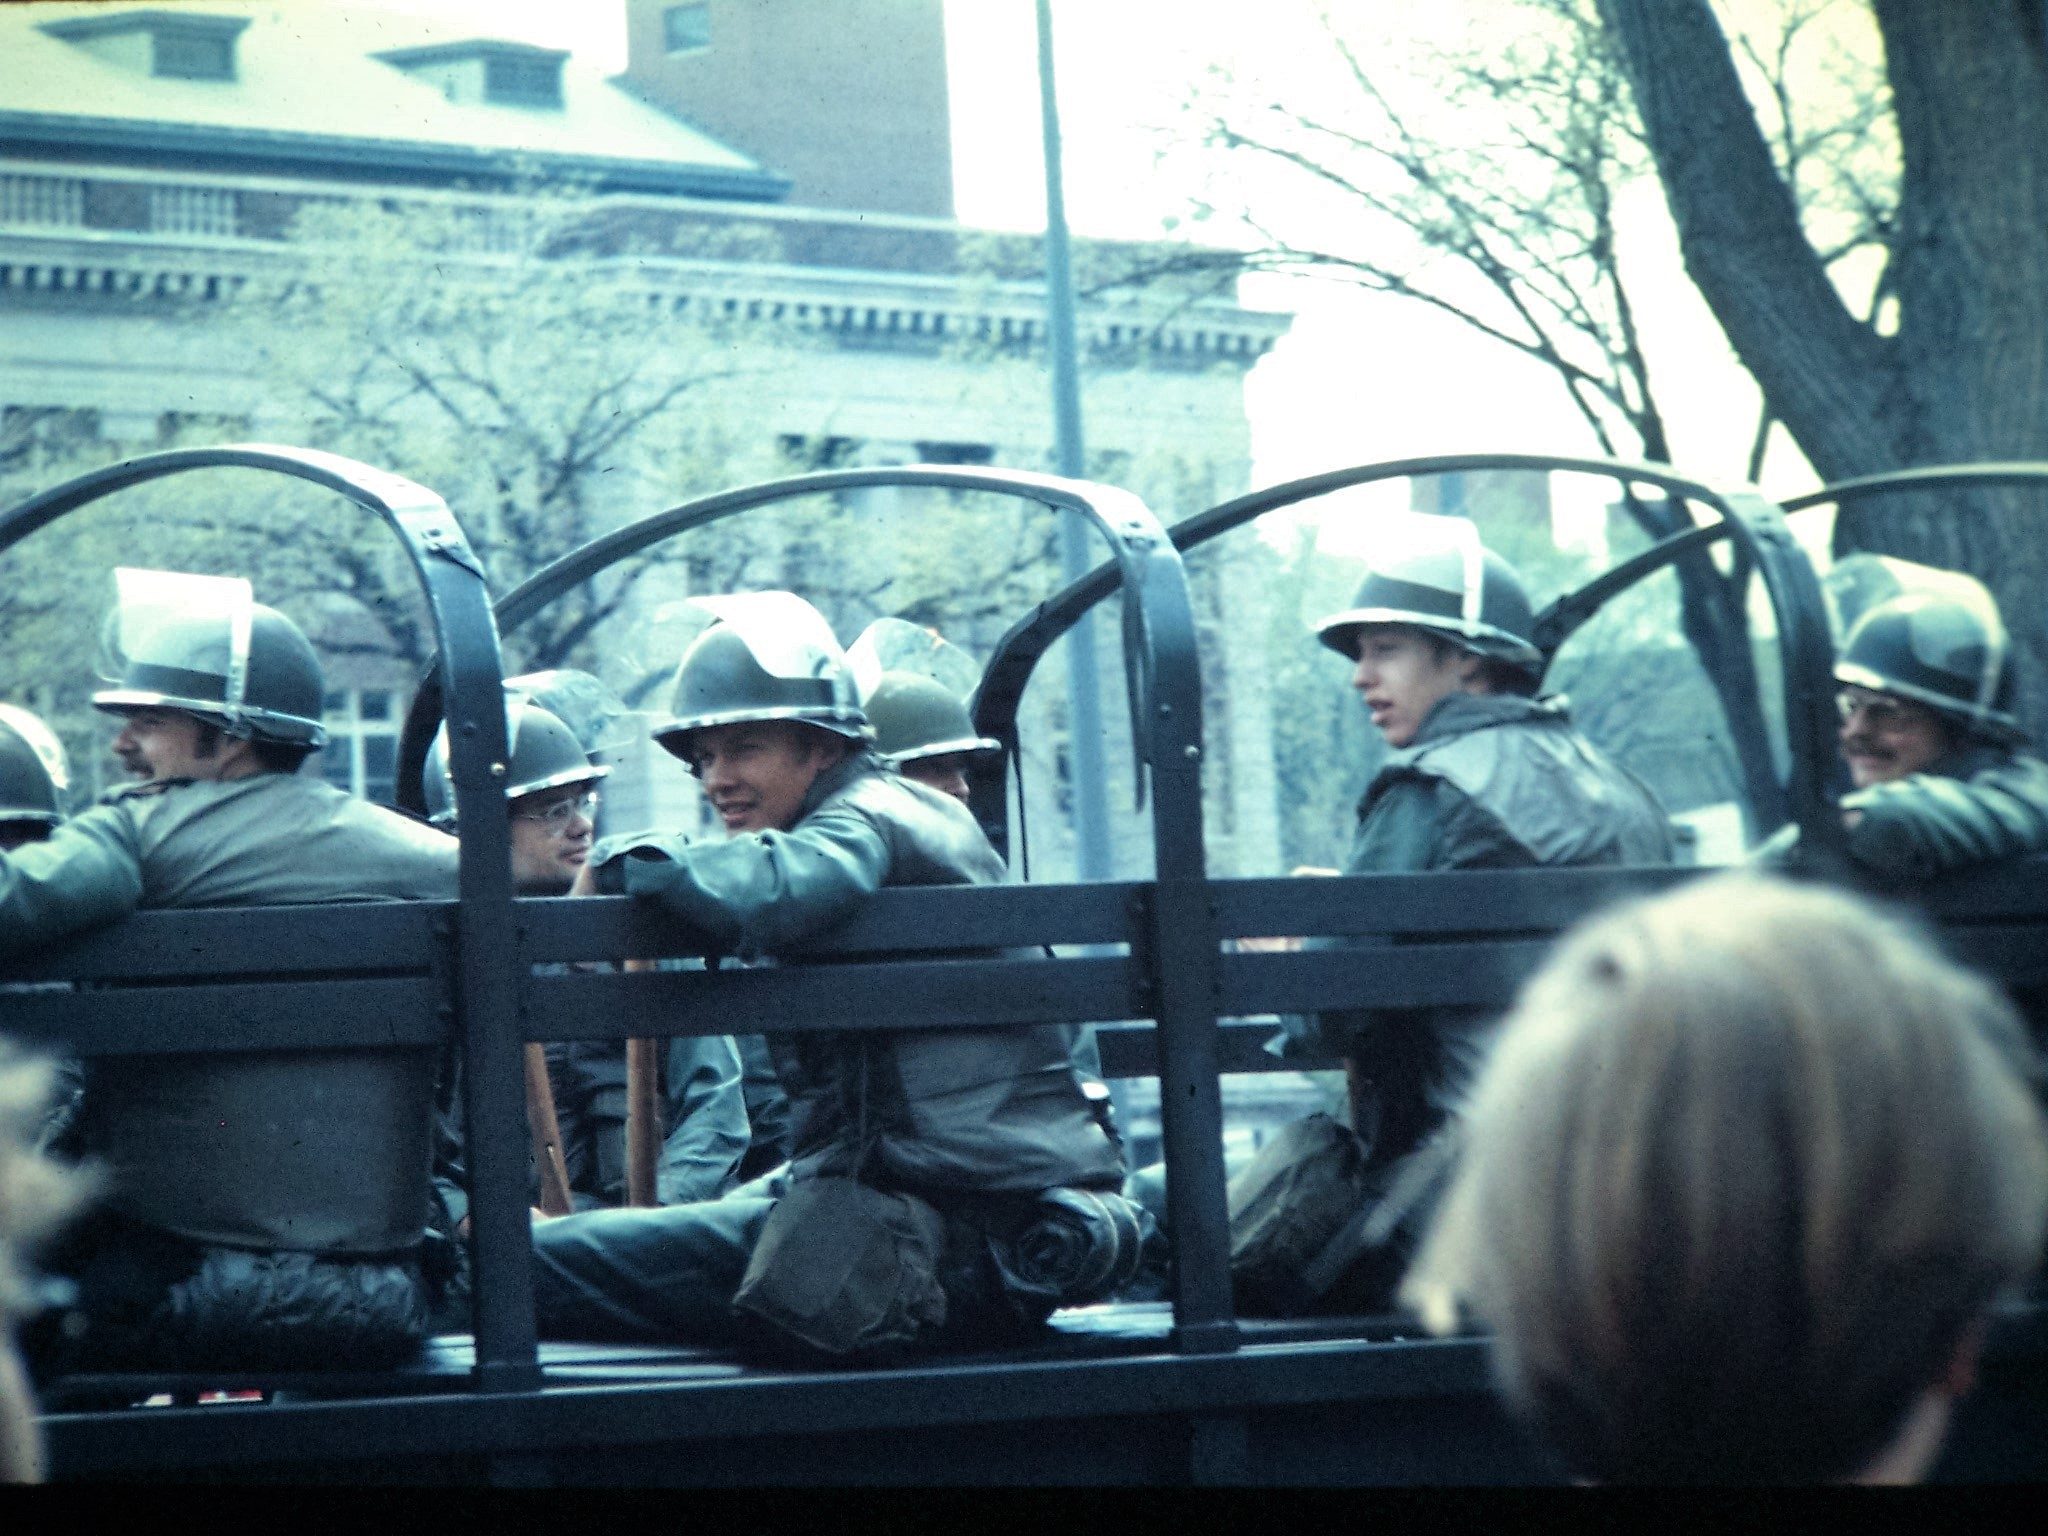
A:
[1405, 874, 2048, 1484]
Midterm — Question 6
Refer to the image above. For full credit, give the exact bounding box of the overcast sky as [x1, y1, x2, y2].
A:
[381, 0, 1803, 535]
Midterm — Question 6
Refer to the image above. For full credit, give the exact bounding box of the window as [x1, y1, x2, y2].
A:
[915, 441, 995, 467]
[319, 689, 405, 805]
[485, 55, 562, 108]
[149, 185, 238, 238]
[663, 3, 711, 53]
[0, 175, 85, 229]
[153, 32, 234, 81]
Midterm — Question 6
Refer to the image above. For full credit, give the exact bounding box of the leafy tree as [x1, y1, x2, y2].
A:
[1175, 0, 1919, 828]
[1189, 0, 2048, 751]
[1596, 0, 2048, 731]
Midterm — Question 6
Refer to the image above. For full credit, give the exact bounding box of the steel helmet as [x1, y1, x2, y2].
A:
[92, 569, 326, 747]
[845, 618, 997, 767]
[865, 672, 1001, 766]
[421, 698, 609, 828]
[652, 592, 868, 760]
[0, 703, 68, 828]
[1836, 585, 2023, 745]
[1313, 519, 1541, 682]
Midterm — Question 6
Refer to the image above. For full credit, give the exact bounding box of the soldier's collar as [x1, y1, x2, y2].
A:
[106, 775, 198, 802]
[792, 747, 880, 822]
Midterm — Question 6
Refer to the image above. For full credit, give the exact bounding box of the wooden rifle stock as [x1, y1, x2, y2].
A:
[524, 1042, 575, 1218]
[623, 958, 660, 1206]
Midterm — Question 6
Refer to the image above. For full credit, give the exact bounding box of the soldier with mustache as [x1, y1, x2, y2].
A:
[1822, 573, 2048, 886]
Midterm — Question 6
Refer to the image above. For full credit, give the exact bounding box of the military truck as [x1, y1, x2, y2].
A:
[3, 446, 2044, 1484]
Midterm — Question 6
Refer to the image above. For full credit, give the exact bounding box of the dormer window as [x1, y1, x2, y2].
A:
[154, 29, 234, 80]
[376, 40, 569, 110]
[485, 55, 561, 109]
[664, 4, 712, 54]
[38, 8, 249, 82]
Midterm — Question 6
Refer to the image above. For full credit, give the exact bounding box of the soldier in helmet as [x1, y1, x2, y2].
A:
[846, 618, 1004, 813]
[1820, 571, 2048, 884]
[532, 592, 1142, 1360]
[864, 672, 1002, 808]
[423, 696, 610, 897]
[0, 706, 86, 1151]
[1, 570, 458, 1375]
[0, 706, 68, 855]
[1228, 523, 1672, 1317]
[421, 694, 749, 1214]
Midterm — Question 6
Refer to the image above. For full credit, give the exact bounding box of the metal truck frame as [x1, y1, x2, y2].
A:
[2, 449, 2044, 1484]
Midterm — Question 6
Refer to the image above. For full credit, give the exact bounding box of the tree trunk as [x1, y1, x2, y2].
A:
[1597, 0, 2048, 739]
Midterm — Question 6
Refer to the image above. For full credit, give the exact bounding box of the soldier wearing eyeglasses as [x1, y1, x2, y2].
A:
[1821, 569, 2048, 885]
[419, 697, 749, 1219]
[529, 593, 1142, 1362]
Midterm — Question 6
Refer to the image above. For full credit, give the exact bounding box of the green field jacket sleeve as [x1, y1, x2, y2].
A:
[0, 802, 146, 960]
[1843, 746, 2048, 884]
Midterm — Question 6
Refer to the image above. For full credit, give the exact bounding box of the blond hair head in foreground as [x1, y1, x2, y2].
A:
[1404, 874, 2048, 1484]
[0, 1047, 93, 1482]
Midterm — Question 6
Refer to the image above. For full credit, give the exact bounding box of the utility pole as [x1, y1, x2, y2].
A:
[1035, 0, 1112, 880]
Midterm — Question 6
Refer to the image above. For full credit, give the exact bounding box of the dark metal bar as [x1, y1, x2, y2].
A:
[41, 1333, 1503, 1479]
[522, 955, 1140, 1040]
[0, 444, 539, 1392]
[0, 902, 447, 982]
[1779, 461, 2048, 514]
[0, 979, 445, 1054]
[517, 882, 1141, 961]
[1209, 865, 1698, 938]
[397, 464, 1179, 848]
[1217, 942, 1561, 1016]
[1122, 533, 1236, 1354]
[978, 453, 1735, 776]
[1715, 490, 1842, 856]
[1092, 1021, 1337, 1078]
[0, 866, 1710, 988]
[981, 453, 1848, 878]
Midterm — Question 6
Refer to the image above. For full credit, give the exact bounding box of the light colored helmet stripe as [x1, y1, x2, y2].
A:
[224, 594, 253, 727]
[1970, 589, 2008, 721]
[1454, 518, 1484, 636]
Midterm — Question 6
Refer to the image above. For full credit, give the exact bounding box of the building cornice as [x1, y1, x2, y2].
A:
[0, 111, 791, 202]
[0, 223, 1292, 366]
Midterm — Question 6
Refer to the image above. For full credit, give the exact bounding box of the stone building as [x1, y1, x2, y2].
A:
[0, 0, 1291, 878]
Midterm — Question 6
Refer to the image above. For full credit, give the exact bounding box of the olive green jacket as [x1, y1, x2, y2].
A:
[1341, 694, 1674, 875]
[591, 754, 1124, 1198]
[1281, 694, 1672, 1153]
[1840, 741, 2048, 885]
[0, 773, 458, 1253]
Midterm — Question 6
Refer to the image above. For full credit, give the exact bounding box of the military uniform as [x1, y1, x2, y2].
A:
[1230, 529, 1673, 1316]
[3, 772, 458, 1371]
[1283, 692, 1673, 1155]
[532, 751, 1133, 1355]
[545, 1032, 751, 1207]
[1768, 567, 2048, 885]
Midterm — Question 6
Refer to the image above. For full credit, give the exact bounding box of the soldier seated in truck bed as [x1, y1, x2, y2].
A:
[531, 593, 1145, 1361]
[0, 571, 457, 1376]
